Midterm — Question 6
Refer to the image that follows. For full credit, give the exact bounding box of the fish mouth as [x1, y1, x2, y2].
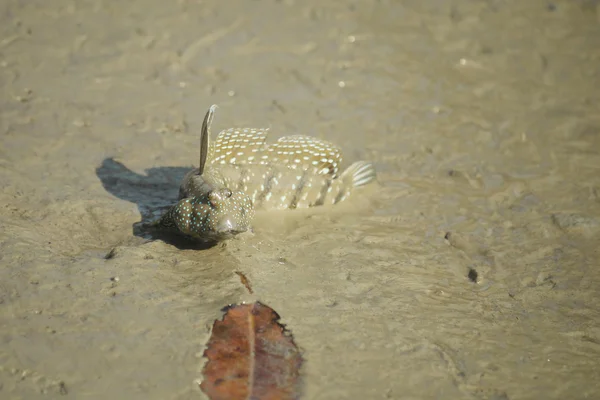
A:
[184, 228, 245, 244]
[208, 221, 247, 241]
[216, 227, 247, 238]
[215, 219, 247, 236]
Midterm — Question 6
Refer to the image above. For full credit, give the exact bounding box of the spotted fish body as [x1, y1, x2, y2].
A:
[157, 105, 376, 242]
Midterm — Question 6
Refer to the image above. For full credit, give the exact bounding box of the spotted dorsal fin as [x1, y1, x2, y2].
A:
[198, 104, 218, 175]
[209, 127, 270, 166]
[204, 108, 343, 177]
[265, 135, 343, 177]
[210, 129, 343, 178]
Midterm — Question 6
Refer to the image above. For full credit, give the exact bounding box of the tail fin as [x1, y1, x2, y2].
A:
[198, 104, 218, 175]
[340, 161, 377, 188]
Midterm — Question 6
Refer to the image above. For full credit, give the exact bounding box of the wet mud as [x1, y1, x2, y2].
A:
[1, 0, 600, 399]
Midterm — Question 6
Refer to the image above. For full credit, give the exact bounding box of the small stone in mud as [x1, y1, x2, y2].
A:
[468, 268, 478, 283]
[445, 231, 472, 252]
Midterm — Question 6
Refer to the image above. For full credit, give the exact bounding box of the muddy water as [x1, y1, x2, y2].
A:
[1, 0, 600, 399]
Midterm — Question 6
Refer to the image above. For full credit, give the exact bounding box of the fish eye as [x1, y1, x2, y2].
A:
[208, 190, 221, 205]
[208, 189, 232, 207]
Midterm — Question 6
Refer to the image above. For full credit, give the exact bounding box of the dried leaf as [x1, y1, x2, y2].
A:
[200, 302, 303, 400]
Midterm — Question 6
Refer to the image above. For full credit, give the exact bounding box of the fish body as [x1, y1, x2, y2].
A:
[156, 105, 376, 242]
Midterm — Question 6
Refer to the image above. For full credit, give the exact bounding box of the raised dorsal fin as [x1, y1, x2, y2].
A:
[198, 104, 218, 175]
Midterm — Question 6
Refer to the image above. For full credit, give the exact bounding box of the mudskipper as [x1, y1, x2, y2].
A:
[156, 105, 377, 243]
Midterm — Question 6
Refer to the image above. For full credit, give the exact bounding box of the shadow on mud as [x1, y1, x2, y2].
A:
[95, 157, 216, 250]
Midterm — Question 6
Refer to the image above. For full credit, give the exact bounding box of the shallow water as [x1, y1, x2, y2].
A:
[1, 0, 599, 399]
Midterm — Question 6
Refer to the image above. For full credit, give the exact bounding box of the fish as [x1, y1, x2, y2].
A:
[155, 105, 376, 242]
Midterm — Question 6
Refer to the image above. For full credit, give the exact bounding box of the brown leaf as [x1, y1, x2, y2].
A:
[200, 302, 303, 400]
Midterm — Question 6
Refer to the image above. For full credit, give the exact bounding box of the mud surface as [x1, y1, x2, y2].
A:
[1, 0, 600, 399]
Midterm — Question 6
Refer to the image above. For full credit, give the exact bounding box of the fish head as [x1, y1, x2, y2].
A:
[188, 188, 254, 242]
[157, 188, 254, 243]
[205, 188, 254, 239]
